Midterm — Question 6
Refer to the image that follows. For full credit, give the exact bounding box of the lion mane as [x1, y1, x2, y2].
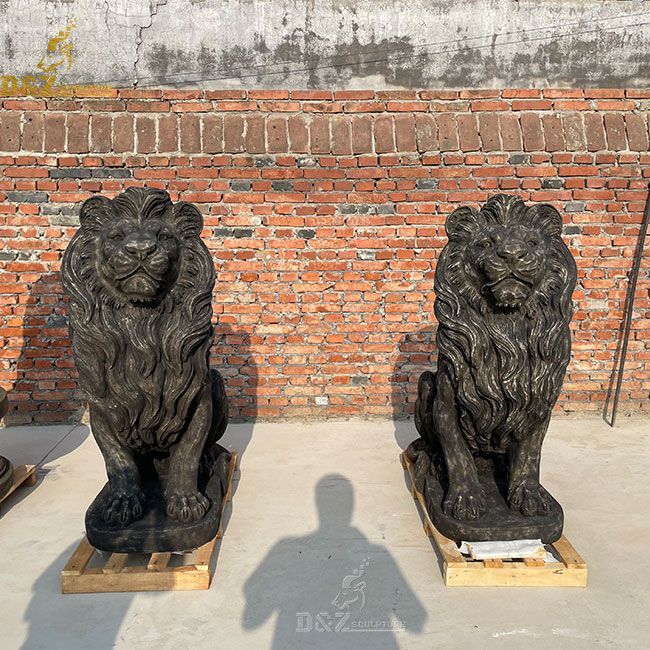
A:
[433, 194, 576, 453]
[61, 187, 215, 451]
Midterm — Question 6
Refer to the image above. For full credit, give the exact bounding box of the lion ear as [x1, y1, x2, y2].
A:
[445, 206, 481, 241]
[79, 195, 112, 231]
[527, 204, 563, 238]
[172, 202, 204, 238]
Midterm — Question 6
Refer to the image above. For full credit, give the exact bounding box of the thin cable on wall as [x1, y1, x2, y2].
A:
[69, 10, 650, 87]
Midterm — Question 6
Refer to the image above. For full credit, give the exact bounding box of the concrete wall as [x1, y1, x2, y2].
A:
[1, 0, 649, 90]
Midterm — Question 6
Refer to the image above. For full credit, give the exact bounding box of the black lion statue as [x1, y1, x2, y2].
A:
[62, 187, 230, 552]
[407, 194, 577, 542]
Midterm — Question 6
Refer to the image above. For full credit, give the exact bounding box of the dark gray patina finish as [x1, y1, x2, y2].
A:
[61, 188, 230, 553]
[407, 195, 577, 543]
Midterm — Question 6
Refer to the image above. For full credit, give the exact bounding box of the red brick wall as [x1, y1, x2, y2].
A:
[1, 88, 648, 424]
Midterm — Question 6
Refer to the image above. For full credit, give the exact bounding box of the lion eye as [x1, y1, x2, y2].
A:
[527, 240, 538, 248]
[109, 232, 124, 242]
[159, 232, 173, 241]
[480, 240, 492, 249]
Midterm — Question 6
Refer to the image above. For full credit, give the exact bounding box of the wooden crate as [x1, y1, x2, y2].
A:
[0, 464, 37, 513]
[400, 452, 587, 587]
[62, 451, 238, 594]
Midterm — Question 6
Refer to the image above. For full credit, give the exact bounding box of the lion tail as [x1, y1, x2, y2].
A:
[209, 369, 229, 446]
[414, 370, 437, 447]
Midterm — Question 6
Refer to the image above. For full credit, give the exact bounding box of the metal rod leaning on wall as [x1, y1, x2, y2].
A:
[605, 182, 650, 427]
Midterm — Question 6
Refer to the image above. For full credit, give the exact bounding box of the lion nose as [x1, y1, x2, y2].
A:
[125, 238, 157, 260]
[496, 243, 527, 262]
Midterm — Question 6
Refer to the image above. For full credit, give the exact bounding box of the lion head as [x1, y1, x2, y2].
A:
[61, 188, 216, 449]
[434, 194, 577, 451]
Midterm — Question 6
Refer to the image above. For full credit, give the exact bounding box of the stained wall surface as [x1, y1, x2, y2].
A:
[0, 1, 649, 90]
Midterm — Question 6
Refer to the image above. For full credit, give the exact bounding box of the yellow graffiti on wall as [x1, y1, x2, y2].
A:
[1, 20, 112, 97]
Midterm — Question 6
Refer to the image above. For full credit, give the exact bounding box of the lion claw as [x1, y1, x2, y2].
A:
[102, 488, 146, 527]
[509, 483, 552, 516]
[443, 484, 486, 521]
[165, 490, 210, 523]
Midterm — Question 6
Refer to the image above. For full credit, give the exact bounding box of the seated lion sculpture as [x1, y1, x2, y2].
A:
[407, 194, 577, 543]
[62, 187, 230, 553]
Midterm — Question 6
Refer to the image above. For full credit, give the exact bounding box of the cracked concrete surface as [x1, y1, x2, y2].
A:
[1, 0, 648, 89]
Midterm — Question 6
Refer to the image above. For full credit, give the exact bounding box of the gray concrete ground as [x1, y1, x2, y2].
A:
[0, 416, 648, 649]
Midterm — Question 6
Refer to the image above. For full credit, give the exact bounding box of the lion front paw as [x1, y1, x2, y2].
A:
[443, 484, 486, 521]
[508, 483, 552, 517]
[102, 488, 146, 527]
[165, 490, 210, 523]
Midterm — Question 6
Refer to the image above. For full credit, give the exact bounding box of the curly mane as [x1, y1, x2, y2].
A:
[61, 188, 215, 450]
[434, 195, 576, 452]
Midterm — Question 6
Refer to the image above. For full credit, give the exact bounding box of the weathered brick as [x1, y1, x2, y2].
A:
[310, 116, 330, 154]
[22, 112, 44, 152]
[520, 113, 544, 151]
[288, 115, 309, 153]
[224, 114, 246, 153]
[603, 113, 627, 150]
[90, 114, 112, 153]
[478, 113, 500, 151]
[44, 113, 66, 153]
[331, 116, 352, 155]
[394, 114, 416, 152]
[180, 114, 201, 153]
[374, 115, 395, 153]
[158, 114, 178, 152]
[542, 115, 565, 152]
[136, 115, 156, 153]
[562, 113, 586, 151]
[624, 114, 648, 152]
[0, 112, 21, 151]
[113, 114, 134, 153]
[584, 113, 606, 151]
[498, 114, 522, 151]
[415, 114, 437, 152]
[351, 115, 373, 154]
[245, 114, 265, 154]
[267, 116, 288, 153]
[437, 114, 458, 151]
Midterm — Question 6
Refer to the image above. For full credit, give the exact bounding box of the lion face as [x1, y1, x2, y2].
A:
[442, 194, 572, 316]
[468, 224, 547, 311]
[98, 217, 181, 305]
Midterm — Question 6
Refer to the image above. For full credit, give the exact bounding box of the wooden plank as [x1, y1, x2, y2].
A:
[484, 559, 504, 568]
[102, 553, 129, 574]
[446, 564, 587, 587]
[147, 552, 172, 571]
[523, 557, 545, 568]
[62, 568, 210, 594]
[0, 465, 37, 506]
[552, 535, 587, 569]
[61, 537, 95, 576]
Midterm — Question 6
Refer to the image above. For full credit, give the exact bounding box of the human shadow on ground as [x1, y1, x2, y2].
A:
[390, 328, 437, 451]
[243, 474, 426, 649]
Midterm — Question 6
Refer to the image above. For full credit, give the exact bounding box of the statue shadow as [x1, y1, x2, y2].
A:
[22, 543, 138, 650]
[242, 474, 426, 649]
[390, 328, 438, 451]
[7, 271, 85, 429]
[212, 324, 258, 462]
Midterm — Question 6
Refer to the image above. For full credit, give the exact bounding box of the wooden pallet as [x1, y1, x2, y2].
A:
[61, 451, 238, 594]
[400, 452, 587, 587]
[0, 464, 37, 513]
